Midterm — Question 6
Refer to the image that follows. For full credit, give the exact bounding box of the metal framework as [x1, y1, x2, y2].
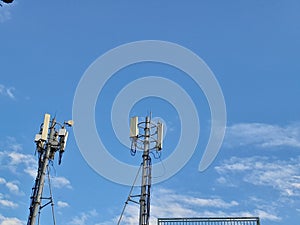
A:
[139, 116, 152, 225]
[120, 115, 163, 225]
[158, 217, 260, 225]
[27, 114, 72, 225]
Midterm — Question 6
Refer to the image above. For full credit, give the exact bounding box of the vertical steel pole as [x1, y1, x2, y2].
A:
[27, 118, 56, 225]
[139, 116, 151, 225]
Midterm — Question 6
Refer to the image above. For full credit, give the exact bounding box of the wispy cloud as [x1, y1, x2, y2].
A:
[0, 198, 18, 208]
[150, 189, 278, 223]
[57, 200, 70, 208]
[4, 137, 22, 151]
[0, 9, 11, 23]
[0, 137, 72, 192]
[0, 0, 16, 23]
[68, 187, 280, 225]
[23, 167, 37, 178]
[153, 188, 238, 210]
[0, 137, 37, 177]
[0, 84, 16, 100]
[3, 151, 37, 176]
[8, 152, 36, 167]
[5, 182, 22, 195]
[51, 176, 72, 189]
[225, 122, 300, 148]
[116, 188, 280, 225]
[182, 197, 238, 208]
[0, 193, 18, 208]
[254, 209, 281, 221]
[191, 209, 280, 221]
[0, 214, 23, 225]
[69, 209, 98, 225]
[0, 177, 23, 195]
[215, 156, 300, 197]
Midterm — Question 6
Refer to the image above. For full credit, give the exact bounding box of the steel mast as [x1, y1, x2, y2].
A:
[129, 115, 163, 225]
[27, 114, 73, 225]
[139, 116, 151, 225]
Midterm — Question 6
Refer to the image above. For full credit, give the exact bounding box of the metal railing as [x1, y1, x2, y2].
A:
[158, 217, 260, 225]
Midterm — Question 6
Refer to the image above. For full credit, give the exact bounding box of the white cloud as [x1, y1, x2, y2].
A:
[152, 188, 238, 209]
[0, 178, 6, 184]
[0, 10, 11, 23]
[0, 142, 37, 177]
[70, 214, 87, 225]
[215, 156, 300, 196]
[114, 187, 281, 225]
[0, 199, 18, 208]
[0, 194, 18, 208]
[0, 0, 16, 22]
[0, 177, 23, 195]
[69, 210, 98, 225]
[0, 214, 23, 225]
[57, 200, 69, 208]
[225, 122, 300, 148]
[118, 188, 241, 225]
[254, 209, 281, 221]
[182, 197, 239, 208]
[127, 207, 279, 225]
[8, 152, 35, 166]
[4, 151, 37, 177]
[24, 168, 37, 178]
[5, 182, 22, 195]
[194, 209, 280, 221]
[51, 176, 72, 189]
[5, 137, 22, 152]
[1, 139, 70, 188]
[71, 188, 280, 225]
[0, 84, 15, 99]
[6, 87, 15, 99]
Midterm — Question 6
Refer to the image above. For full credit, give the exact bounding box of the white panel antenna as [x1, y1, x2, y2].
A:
[41, 114, 50, 141]
[130, 117, 139, 137]
[62, 131, 69, 150]
[157, 122, 163, 150]
[58, 128, 67, 136]
[34, 134, 42, 142]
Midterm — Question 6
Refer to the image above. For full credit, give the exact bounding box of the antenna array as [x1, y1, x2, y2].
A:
[129, 115, 164, 225]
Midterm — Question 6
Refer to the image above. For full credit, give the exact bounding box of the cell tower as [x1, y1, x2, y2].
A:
[27, 113, 73, 225]
[127, 115, 163, 225]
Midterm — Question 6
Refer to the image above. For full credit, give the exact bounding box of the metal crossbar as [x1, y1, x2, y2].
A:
[158, 217, 260, 225]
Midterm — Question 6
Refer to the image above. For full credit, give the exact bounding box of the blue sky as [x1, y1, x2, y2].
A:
[1, 1, 300, 225]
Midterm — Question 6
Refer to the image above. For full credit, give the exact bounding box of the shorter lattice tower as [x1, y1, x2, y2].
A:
[122, 115, 163, 225]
